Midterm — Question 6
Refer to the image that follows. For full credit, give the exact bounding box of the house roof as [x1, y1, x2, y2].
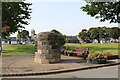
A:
[2, 37, 17, 41]
[8, 37, 17, 41]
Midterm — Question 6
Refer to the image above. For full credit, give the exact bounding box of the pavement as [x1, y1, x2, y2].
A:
[12, 66, 119, 78]
[2, 53, 120, 76]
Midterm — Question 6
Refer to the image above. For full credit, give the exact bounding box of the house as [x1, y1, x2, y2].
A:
[2, 37, 17, 44]
[2, 37, 34, 44]
[66, 36, 79, 43]
[93, 38, 120, 43]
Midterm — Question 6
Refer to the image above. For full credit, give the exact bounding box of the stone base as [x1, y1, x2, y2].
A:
[35, 52, 61, 64]
[49, 59, 61, 63]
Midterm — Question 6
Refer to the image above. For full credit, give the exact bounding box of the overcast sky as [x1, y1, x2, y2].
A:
[11, 1, 118, 37]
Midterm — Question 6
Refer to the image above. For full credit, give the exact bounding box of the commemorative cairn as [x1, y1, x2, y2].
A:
[35, 32, 61, 64]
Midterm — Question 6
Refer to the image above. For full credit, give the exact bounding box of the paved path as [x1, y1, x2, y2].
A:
[2, 53, 119, 75]
[2, 53, 86, 74]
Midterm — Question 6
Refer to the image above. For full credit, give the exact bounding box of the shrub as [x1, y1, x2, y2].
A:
[87, 52, 104, 59]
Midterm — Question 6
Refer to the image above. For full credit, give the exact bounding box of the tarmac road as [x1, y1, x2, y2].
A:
[2, 65, 119, 79]
[2, 53, 120, 80]
[22, 65, 119, 78]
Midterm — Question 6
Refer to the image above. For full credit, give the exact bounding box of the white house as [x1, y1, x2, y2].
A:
[2, 37, 17, 44]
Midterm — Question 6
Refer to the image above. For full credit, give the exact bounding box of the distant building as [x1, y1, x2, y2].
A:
[2, 37, 17, 44]
[16, 37, 31, 44]
[93, 38, 120, 43]
[31, 29, 37, 44]
[100, 38, 111, 43]
[66, 36, 79, 43]
[2, 37, 35, 44]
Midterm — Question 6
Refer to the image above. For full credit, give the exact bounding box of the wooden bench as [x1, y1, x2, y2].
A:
[72, 47, 89, 59]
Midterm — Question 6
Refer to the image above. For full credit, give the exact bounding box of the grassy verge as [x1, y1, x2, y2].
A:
[2, 44, 35, 56]
[2, 43, 119, 57]
[64, 43, 119, 56]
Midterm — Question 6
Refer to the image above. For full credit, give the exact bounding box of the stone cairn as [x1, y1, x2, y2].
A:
[35, 32, 61, 64]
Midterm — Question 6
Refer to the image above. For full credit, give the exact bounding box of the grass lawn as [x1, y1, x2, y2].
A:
[2, 44, 35, 56]
[2, 43, 119, 57]
[64, 43, 119, 56]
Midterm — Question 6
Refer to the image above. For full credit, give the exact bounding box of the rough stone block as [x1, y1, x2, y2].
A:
[40, 58, 50, 64]
[37, 50, 49, 54]
[35, 32, 61, 64]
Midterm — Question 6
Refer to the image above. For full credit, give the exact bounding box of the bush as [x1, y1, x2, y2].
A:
[51, 29, 66, 46]
[87, 52, 104, 59]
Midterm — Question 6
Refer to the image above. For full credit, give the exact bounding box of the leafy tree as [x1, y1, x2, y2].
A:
[104, 27, 111, 38]
[2, 2, 32, 38]
[79, 27, 119, 43]
[98, 27, 105, 39]
[88, 27, 100, 42]
[88, 27, 110, 42]
[98, 27, 110, 39]
[81, 2, 120, 23]
[17, 30, 30, 43]
[109, 27, 120, 39]
[78, 29, 90, 40]
[51, 29, 66, 46]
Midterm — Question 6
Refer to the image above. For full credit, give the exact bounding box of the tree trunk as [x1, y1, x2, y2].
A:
[97, 39, 100, 43]
[21, 38, 23, 44]
[26, 35, 30, 43]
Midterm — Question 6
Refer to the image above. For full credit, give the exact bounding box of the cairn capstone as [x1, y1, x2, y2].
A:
[35, 32, 61, 64]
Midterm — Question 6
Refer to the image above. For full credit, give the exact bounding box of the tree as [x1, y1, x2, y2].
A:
[81, 2, 120, 23]
[79, 27, 119, 43]
[2, 2, 32, 38]
[88, 27, 100, 42]
[98, 27, 110, 39]
[17, 30, 30, 43]
[88, 27, 110, 42]
[51, 29, 66, 46]
[78, 29, 90, 40]
[109, 27, 120, 39]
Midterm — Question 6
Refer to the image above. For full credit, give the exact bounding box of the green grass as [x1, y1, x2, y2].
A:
[2, 44, 35, 56]
[64, 43, 119, 56]
[2, 43, 119, 57]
